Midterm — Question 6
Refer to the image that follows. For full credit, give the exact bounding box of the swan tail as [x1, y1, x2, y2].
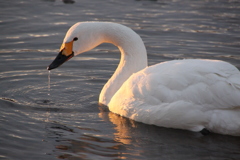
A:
[206, 108, 240, 136]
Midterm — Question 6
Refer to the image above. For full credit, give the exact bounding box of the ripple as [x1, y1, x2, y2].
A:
[35, 99, 54, 105]
[0, 97, 17, 103]
[0, 69, 100, 111]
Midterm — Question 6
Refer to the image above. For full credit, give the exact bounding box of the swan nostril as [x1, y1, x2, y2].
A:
[73, 37, 78, 41]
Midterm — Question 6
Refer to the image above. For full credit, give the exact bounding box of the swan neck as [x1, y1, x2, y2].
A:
[99, 23, 148, 105]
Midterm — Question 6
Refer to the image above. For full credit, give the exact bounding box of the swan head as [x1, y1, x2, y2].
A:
[47, 22, 104, 70]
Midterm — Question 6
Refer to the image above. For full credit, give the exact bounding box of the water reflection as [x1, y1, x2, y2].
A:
[99, 111, 240, 159]
[56, 135, 124, 159]
[47, 120, 125, 159]
[47, 107, 240, 160]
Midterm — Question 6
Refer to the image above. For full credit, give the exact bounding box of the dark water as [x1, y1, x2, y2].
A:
[1, 0, 240, 159]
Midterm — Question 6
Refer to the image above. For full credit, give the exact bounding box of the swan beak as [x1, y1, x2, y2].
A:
[47, 40, 75, 70]
[47, 51, 74, 70]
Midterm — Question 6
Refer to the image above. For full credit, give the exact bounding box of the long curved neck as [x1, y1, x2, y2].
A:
[98, 23, 148, 105]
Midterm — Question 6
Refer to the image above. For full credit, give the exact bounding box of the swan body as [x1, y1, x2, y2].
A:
[109, 59, 240, 135]
[48, 22, 240, 136]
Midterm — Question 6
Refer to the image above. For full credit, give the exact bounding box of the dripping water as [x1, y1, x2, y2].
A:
[46, 70, 51, 122]
[48, 70, 51, 96]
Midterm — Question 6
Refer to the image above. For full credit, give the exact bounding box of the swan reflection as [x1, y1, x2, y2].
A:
[50, 107, 240, 160]
[99, 111, 140, 145]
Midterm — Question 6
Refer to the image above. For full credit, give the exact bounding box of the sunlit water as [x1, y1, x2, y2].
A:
[0, 0, 240, 159]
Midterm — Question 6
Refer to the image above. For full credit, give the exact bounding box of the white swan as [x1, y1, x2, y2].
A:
[48, 22, 240, 136]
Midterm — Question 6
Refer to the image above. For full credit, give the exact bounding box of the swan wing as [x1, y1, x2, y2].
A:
[108, 59, 240, 134]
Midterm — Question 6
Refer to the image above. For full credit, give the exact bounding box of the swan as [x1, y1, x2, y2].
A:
[47, 22, 240, 136]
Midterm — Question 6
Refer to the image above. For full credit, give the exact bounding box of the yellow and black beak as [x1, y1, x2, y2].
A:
[47, 50, 74, 70]
[47, 40, 75, 70]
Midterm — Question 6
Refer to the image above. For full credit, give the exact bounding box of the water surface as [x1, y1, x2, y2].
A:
[0, 0, 240, 159]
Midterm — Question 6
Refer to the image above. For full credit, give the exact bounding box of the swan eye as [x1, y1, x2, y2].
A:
[73, 37, 78, 41]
